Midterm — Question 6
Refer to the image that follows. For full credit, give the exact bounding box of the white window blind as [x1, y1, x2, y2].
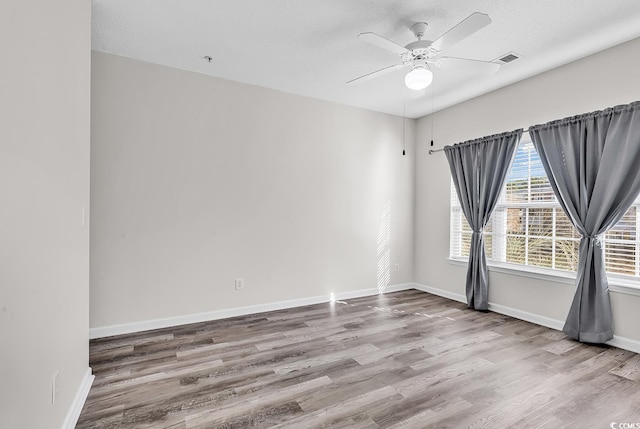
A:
[450, 134, 640, 280]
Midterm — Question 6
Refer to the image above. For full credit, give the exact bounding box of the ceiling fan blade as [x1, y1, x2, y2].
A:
[430, 12, 491, 52]
[358, 32, 409, 55]
[347, 64, 406, 84]
[436, 57, 500, 74]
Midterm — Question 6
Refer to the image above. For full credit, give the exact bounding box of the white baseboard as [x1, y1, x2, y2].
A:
[412, 283, 467, 304]
[339, 283, 414, 300]
[412, 282, 640, 354]
[61, 367, 94, 429]
[89, 281, 640, 354]
[608, 335, 640, 354]
[89, 283, 414, 339]
[487, 302, 565, 331]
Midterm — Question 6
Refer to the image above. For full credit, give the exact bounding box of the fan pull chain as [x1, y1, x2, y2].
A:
[402, 102, 406, 156]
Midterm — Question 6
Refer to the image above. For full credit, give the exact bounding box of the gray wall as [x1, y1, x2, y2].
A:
[90, 52, 415, 329]
[415, 37, 640, 342]
[0, 0, 90, 428]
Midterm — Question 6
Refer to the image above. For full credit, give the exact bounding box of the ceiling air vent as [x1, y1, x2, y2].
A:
[495, 52, 520, 64]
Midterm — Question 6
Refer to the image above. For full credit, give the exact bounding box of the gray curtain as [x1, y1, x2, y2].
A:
[444, 130, 522, 310]
[529, 101, 640, 343]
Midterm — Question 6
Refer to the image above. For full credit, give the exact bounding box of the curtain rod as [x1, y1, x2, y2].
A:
[428, 130, 530, 155]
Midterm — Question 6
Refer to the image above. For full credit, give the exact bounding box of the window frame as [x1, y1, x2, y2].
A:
[449, 132, 640, 292]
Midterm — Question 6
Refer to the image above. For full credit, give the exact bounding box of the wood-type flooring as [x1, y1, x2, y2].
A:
[77, 290, 640, 428]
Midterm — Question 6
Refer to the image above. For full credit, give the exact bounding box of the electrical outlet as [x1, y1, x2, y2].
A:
[51, 371, 60, 405]
[235, 278, 244, 290]
[395, 263, 400, 272]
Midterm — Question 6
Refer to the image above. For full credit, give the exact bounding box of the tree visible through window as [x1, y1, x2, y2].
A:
[450, 134, 640, 279]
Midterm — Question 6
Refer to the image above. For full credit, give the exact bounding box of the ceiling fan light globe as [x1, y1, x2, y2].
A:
[405, 67, 433, 90]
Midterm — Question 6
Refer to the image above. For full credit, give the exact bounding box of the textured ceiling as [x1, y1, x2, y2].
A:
[92, 0, 640, 118]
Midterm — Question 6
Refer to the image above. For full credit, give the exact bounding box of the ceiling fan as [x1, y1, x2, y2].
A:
[348, 12, 501, 90]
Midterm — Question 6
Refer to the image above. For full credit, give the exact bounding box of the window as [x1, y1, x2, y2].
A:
[450, 134, 640, 280]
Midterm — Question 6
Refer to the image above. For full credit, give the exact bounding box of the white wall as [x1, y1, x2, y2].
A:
[415, 37, 640, 342]
[0, 1, 90, 428]
[90, 52, 415, 329]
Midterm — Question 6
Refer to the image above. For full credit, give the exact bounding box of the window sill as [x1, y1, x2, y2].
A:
[447, 258, 640, 297]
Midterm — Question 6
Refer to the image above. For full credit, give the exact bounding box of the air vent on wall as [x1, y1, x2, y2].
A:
[495, 52, 520, 64]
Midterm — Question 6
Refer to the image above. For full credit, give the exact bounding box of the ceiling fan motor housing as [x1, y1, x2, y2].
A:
[402, 40, 440, 65]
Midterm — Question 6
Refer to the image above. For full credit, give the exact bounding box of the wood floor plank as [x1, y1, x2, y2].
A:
[271, 386, 402, 429]
[77, 290, 640, 428]
[273, 343, 379, 375]
[384, 397, 473, 429]
[184, 376, 333, 427]
[610, 353, 640, 380]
